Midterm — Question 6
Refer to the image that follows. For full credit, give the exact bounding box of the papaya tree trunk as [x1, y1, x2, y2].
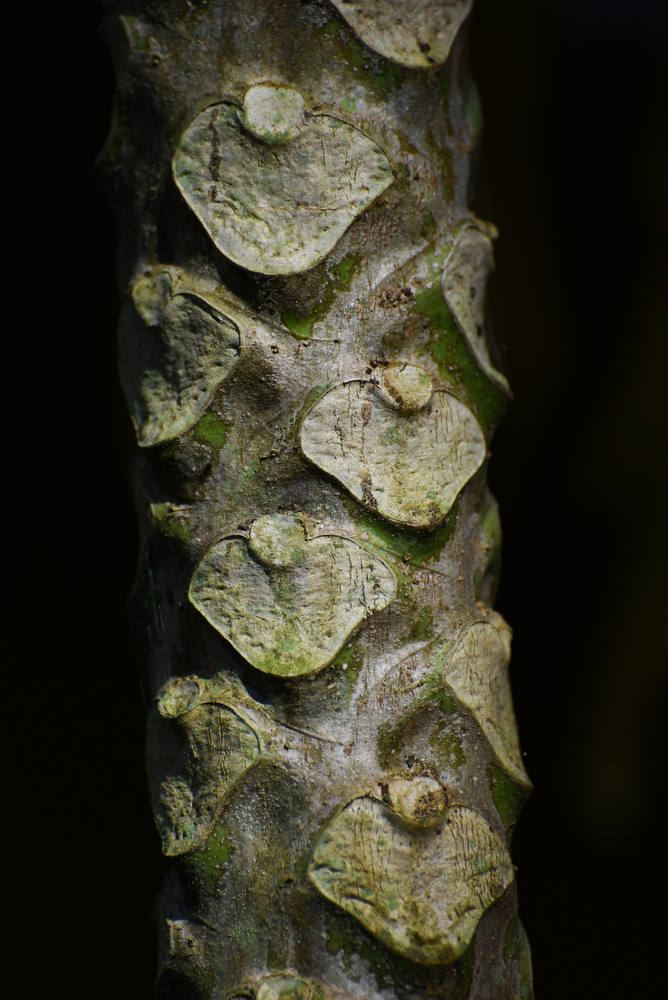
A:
[100, 2, 533, 997]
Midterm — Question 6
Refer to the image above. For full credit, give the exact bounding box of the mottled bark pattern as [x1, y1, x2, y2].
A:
[100, 2, 533, 997]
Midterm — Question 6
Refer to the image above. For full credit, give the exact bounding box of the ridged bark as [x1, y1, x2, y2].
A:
[100, 2, 533, 997]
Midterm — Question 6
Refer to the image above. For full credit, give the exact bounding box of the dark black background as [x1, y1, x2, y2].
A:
[7, 1, 667, 996]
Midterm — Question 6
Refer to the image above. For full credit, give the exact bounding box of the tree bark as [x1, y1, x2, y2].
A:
[100, 2, 533, 997]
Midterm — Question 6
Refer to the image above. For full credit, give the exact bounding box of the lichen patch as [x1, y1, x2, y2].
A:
[308, 798, 513, 964]
[118, 266, 240, 447]
[442, 613, 531, 786]
[172, 93, 393, 275]
[146, 696, 260, 856]
[189, 515, 396, 677]
[300, 372, 485, 528]
[441, 226, 509, 391]
[330, 0, 473, 69]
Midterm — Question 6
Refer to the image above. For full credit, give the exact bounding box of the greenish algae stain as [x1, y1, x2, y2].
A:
[294, 382, 333, 431]
[194, 411, 227, 448]
[317, 19, 406, 97]
[366, 57, 406, 95]
[322, 18, 340, 37]
[282, 255, 361, 340]
[396, 604, 435, 650]
[465, 82, 483, 147]
[237, 458, 261, 494]
[379, 425, 400, 446]
[341, 506, 458, 608]
[152, 502, 192, 544]
[486, 763, 530, 833]
[479, 496, 502, 551]
[414, 284, 497, 429]
[376, 716, 406, 770]
[430, 719, 466, 776]
[357, 505, 457, 571]
[183, 821, 234, 893]
[413, 606, 434, 642]
[120, 14, 150, 51]
[377, 700, 458, 773]
[413, 281, 507, 433]
[474, 492, 502, 591]
[420, 211, 438, 241]
[281, 311, 314, 341]
[293, 842, 312, 885]
[330, 638, 363, 686]
[337, 256, 358, 285]
[325, 912, 353, 957]
[425, 681, 456, 716]
[394, 162, 410, 191]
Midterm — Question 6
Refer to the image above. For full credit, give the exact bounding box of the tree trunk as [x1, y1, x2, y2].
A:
[100, 2, 533, 997]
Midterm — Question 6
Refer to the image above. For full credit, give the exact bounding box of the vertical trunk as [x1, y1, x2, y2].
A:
[100, 2, 533, 997]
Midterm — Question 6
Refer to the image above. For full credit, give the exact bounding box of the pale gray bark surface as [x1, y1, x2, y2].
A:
[100, 2, 533, 996]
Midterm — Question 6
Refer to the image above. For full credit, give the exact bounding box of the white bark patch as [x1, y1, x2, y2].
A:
[331, 0, 473, 69]
[300, 370, 486, 528]
[118, 267, 240, 447]
[189, 515, 396, 677]
[309, 799, 513, 964]
[443, 613, 531, 786]
[442, 227, 509, 391]
[147, 700, 260, 856]
[172, 89, 393, 275]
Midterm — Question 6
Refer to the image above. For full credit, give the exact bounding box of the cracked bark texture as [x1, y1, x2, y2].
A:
[100, 2, 533, 997]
